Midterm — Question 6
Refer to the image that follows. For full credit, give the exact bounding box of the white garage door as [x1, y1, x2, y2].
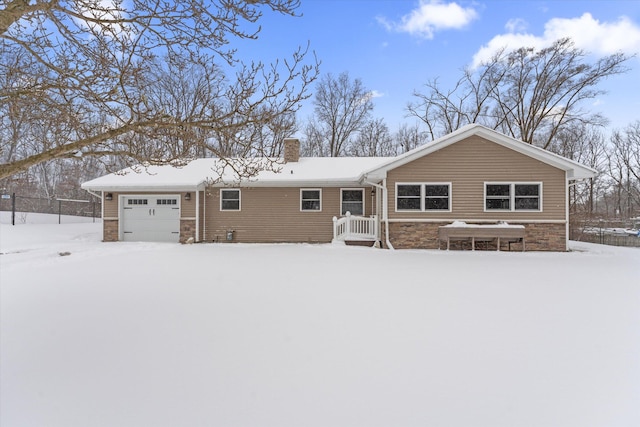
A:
[121, 195, 180, 242]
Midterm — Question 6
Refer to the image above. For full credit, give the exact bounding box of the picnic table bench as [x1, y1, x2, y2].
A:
[438, 222, 526, 251]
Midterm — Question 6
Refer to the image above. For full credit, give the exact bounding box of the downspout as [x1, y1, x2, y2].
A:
[566, 173, 570, 251]
[203, 187, 207, 241]
[363, 178, 394, 250]
[195, 187, 200, 242]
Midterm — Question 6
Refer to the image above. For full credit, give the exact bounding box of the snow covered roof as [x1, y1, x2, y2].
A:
[81, 157, 393, 192]
[82, 125, 597, 193]
[363, 124, 598, 181]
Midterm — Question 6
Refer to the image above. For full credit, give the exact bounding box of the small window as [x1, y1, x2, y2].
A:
[301, 189, 321, 211]
[424, 184, 450, 210]
[486, 184, 511, 210]
[515, 184, 540, 210]
[128, 199, 148, 205]
[341, 189, 364, 215]
[396, 184, 421, 211]
[221, 189, 240, 211]
[485, 183, 541, 211]
[156, 199, 177, 205]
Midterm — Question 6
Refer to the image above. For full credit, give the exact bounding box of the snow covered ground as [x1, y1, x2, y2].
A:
[1, 213, 639, 427]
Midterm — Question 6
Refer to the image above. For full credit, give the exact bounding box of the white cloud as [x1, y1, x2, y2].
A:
[379, 0, 479, 39]
[472, 13, 640, 68]
[505, 18, 528, 33]
[359, 90, 385, 105]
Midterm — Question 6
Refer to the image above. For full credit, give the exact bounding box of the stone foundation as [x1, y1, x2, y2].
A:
[103, 220, 119, 242]
[388, 222, 444, 250]
[519, 222, 567, 251]
[180, 219, 196, 243]
[388, 221, 567, 251]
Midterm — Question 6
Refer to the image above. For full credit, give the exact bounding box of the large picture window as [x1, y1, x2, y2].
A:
[396, 183, 451, 212]
[341, 189, 364, 215]
[301, 189, 322, 211]
[220, 189, 240, 211]
[485, 183, 541, 211]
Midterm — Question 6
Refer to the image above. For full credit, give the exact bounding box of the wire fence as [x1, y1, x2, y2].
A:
[0, 193, 101, 225]
[570, 218, 640, 248]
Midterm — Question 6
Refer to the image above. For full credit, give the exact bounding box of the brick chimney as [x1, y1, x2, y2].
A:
[283, 138, 300, 163]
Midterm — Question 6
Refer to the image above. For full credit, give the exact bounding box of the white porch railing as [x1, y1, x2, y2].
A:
[332, 212, 378, 242]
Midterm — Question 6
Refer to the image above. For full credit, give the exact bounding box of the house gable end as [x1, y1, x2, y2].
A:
[362, 124, 596, 181]
[386, 135, 567, 222]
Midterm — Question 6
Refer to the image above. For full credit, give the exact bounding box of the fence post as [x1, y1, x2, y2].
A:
[11, 192, 15, 226]
[345, 211, 351, 237]
[58, 199, 62, 224]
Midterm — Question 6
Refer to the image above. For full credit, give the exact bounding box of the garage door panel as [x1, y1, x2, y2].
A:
[123, 230, 180, 242]
[122, 196, 180, 242]
[123, 218, 178, 232]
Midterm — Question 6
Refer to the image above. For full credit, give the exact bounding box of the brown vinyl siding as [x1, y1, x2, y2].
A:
[387, 136, 566, 222]
[103, 193, 119, 218]
[180, 192, 196, 218]
[203, 186, 373, 243]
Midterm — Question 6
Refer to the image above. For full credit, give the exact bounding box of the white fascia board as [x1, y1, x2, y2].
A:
[208, 178, 365, 188]
[81, 183, 206, 192]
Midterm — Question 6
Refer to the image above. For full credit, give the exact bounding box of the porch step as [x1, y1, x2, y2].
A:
[345, 240, 378, 247]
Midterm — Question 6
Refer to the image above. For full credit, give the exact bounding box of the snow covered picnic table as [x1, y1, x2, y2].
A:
[438, 221, 526, 251]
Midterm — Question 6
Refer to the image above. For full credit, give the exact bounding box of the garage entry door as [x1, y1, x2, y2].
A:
[121, 195, 180, 242]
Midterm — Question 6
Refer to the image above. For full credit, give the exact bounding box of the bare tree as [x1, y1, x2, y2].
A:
[0, 0, 319, 179]
[607, 121, 640, 218]
[395, 122, 430, 153]
[550, 123, 607, 216]
[303, 72, 374, 157]
[348, 118, 395, 157]
[251, 110, 298, 158]
[408, 38, 630, 148]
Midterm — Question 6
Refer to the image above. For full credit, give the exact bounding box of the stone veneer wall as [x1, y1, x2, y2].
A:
[180, 219, 196, 243]
[387, 222, 567, 251]
[103, 220, 119, 242]
[521, 223, 566, 251]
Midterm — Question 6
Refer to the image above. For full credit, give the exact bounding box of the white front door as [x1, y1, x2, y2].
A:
[121, 195, 180, 242]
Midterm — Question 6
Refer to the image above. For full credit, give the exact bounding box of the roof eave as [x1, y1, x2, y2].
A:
[81, 183, 206, 192]
[208, 177, 367, 188]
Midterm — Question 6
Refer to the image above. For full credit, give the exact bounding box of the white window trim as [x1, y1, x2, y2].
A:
[395, 182, 452, 212]
[220, 188, 241, 211]
[484, 182, 543, 212]
[300, 188, 322, 212]
[340, 188, 365, 216]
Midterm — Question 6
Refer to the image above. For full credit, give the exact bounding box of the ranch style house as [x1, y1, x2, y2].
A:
[81, 124, 597, 251]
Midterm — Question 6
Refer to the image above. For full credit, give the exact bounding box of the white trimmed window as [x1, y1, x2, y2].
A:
[220, 189, 240, 211]
[341, 189, 364, 215]
[301, 189, 321, 211]
[396, 183, 451, 212]
[485, 183, 541, 211]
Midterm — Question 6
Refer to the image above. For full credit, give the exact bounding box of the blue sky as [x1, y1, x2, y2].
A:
[239, 0, 640, 134]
